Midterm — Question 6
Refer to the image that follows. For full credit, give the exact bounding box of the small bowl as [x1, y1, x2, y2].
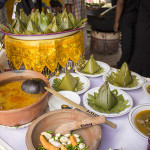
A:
[26, 109, 102, 150]
[0, 70, 50, 126]
[142, 81, 150, 99]
[128, 104, 150, 139]
[48, 91, 81, 111]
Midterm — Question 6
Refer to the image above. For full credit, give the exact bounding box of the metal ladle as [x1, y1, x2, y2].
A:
[21, 78, 117, 129]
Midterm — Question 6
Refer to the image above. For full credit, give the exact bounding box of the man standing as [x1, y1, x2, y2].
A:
[114, 0, 140, 68]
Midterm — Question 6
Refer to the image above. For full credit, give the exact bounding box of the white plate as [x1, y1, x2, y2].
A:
[1, 25, 84, 40]
[75, 61, 110, 78]
[142, 81, 150, 99]
[128, 104, 150, 139]
[0, 138, 14, 150]
[103, 68, 145, 90]
[48, 91, 81, 111]
[49, 73, 90, 95]
[83, 86, 133, 117]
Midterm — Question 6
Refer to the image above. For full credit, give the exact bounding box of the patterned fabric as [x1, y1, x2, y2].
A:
[63, 0, 86, 19]
[5, 31, 84, 73]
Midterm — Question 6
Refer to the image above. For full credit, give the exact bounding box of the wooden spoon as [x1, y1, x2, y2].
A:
[55, 115, 106, 134]
[44, 87, 117, 129]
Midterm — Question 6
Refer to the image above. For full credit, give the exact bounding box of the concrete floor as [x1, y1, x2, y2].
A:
[84, 25, 122, 68]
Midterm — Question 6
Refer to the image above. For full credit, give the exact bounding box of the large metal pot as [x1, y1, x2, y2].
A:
[0, 70, 50, 126]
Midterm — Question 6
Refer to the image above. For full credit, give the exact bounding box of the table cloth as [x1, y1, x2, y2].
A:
[0, 76, 148, 150]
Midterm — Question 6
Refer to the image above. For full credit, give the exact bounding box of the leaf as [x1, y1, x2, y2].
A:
[19, 9, 29, 27]
[38, 12, 50, 31]
[52, 77, 84, 92]
[87, 88, 130, 114]
[52, 78, 61, 91]
[106, 71, 139, 88]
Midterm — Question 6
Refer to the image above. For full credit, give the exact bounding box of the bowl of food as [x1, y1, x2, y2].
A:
[26, 109, 102, 150]
[142, 81, 150, 99]
[129, 104, 150, 139]
[0, 70, 50, 126]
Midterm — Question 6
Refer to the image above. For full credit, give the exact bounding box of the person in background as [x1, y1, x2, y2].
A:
[129, 0, 150, 77]
[114, 0, 139, 68]
[50, 0, 62, 15]
[16, 0, 42, 16]
[63, 0, 88, 56]
[0, 0, 8, 40]
[63, 0, 86, 19]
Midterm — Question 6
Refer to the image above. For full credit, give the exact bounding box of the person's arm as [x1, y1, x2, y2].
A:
[114, 0, 125, 32]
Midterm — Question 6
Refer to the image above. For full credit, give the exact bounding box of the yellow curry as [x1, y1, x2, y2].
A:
[0, 81, 43, 110]
[135, 110, 150, 137]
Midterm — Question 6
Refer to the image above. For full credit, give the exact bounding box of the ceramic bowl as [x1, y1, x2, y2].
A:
[142, 81, 150, 99]
[48, 91, 81, 111]
[128, 104, 150, 139]
[0, 70, 50, 126]
[26, 109, 102, 150]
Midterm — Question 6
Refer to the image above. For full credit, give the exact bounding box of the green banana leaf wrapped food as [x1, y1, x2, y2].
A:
[0, 9, 87, 35]
[58, 71, 77, 91]
[44, 17, 61, 33]
[24, 19, 41, 34]
[114, 62, 133, 87]
[95, 82, 117, 110]
[81, 55, 101, 74]
[13, 16, 25, 34]
[58, 9, 73, 31]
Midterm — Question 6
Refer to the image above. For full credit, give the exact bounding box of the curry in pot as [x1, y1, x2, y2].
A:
[0, 81, 43, 110]
[135, 110, 150, 137]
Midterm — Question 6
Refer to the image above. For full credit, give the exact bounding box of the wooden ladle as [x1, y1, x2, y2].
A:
[21, 79, 117, 129]
[55, 115, 106, 134]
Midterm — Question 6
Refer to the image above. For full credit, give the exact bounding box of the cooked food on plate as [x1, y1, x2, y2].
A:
[52, 71, 83, 92]
[87, 82, 130, 113]
[106, 62, 139, 88]
[80, 55, 102, 75]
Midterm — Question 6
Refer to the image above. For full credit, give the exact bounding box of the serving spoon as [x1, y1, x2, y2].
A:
[21, 78, 117, 129]
[55, 115, 106, 134]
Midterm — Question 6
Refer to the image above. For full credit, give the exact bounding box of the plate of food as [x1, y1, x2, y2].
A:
[129, 104, 150, 139]
[0, 9, 86, 40]
[142, 81, 150, 99]
[49, 72, 90, 95]
[103, 62, 145, 90]
[75, 55, 110, 77]
[83, 82, 133, 117]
